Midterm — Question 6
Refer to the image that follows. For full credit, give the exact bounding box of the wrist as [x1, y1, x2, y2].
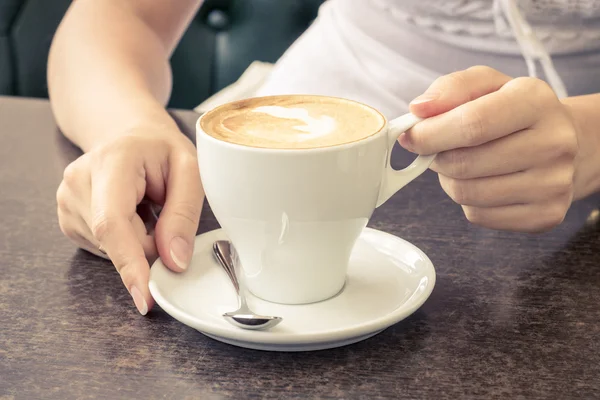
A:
[79, 104, 186, 153]
[562, 97, 600, 200]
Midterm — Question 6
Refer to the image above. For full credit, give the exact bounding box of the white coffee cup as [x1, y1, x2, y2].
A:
[196, 97, 435, 304]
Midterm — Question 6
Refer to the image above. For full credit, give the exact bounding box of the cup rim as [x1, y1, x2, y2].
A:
[195, 94, 389, 154]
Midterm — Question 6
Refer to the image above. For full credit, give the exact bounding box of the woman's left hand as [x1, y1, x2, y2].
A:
[403, 66, 580, 233]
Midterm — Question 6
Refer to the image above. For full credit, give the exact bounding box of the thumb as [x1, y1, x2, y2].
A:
[408, 66, 512, 118]
[155, 150, 204, 272]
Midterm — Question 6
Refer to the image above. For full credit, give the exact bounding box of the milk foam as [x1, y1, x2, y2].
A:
[201, 95, 385, 149]
[251, 105, 336, 141]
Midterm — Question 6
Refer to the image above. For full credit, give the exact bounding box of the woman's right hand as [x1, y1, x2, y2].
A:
[56, 125, 204, 315]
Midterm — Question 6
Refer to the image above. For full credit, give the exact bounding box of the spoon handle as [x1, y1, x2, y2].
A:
[213, 241, 240, 293]
[228, 244, 252, 311]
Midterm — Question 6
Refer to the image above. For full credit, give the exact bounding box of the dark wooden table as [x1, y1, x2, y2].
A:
[2, 96, 600, 399]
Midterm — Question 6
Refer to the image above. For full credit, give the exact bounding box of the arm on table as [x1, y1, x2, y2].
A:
[48, 0, 205, 315]
[48, 0, 203, 151]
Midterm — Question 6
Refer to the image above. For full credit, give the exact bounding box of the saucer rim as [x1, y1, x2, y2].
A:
[149, 227, 436, 345]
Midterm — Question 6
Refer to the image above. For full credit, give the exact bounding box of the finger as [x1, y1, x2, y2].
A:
[461, 195, 572, 233]
[61, 158, 93, 209]
[408, 66, 512, 118]
[57, 174, 110, 260]
[132, 213, 158, 262]
[80, 202, 157, 261]
[403, 76, 555, 155]
[430, 124, 570, 179]
[82, 208, 157, 261]
[155, 151, 204, 272]
[439, 163, 575, 208]
[74, 223, 111, 260]
[73, 181, 157, 261]
[57, 207, 110, 259]
[90, 157, 153, 315]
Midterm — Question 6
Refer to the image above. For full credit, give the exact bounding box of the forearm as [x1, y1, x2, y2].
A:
[562, 94, 600, 200]
[48, 1, 199, 152]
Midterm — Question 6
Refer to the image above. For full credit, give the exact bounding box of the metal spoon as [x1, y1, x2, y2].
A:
[212, 240, 282, 330]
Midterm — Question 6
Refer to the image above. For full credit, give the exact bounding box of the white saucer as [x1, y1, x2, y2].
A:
[149, 228, 436, 352]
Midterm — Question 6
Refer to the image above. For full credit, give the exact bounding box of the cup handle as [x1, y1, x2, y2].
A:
[376, 113, 436, 207]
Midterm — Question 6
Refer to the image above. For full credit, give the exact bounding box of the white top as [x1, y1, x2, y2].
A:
[367, 0, 600, 55]
[255, 0, 600, 118]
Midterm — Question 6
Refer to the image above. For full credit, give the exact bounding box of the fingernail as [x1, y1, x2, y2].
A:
[410, 91, 440, 106]
[130, 286, 148, 316]
[170, 236, 191, 270]
[398, 133, 415, 152]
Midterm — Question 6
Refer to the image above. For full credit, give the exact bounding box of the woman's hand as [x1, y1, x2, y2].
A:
[57, 125, 204, 314]
[404, 66, 580, 233]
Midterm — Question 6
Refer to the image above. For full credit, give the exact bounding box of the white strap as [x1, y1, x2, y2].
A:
[493, 0, 568, 99]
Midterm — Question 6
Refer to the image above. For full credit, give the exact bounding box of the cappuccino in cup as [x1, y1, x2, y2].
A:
[197, 95, 435, 304]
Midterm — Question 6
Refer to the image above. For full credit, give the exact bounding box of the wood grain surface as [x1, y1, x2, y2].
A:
[1, 96, 599, 399]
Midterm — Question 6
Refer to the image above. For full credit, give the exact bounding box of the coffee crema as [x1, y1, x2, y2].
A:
[200, 95, 386, 149]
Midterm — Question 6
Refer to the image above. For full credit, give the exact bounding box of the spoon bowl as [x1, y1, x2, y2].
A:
[222, 313, 283, 330]
[213, 241, 282, 330]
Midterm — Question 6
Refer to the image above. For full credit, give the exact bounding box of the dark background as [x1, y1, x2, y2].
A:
[0, 0, 324, 109]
